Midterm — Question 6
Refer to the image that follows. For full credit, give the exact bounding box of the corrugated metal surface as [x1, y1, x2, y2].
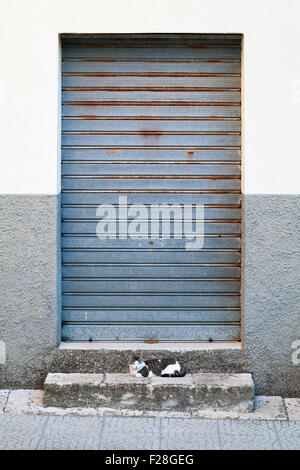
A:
[61, 34, 242, 342]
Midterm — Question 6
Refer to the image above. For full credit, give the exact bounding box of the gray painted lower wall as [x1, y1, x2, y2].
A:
[0, 195, 60, 388]
[241, 195, 300, 396]
[0, 194, 299, 396]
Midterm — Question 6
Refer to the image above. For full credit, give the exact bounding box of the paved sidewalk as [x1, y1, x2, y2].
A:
[0, 414, 300, 450]
[0, 390, 300, 449]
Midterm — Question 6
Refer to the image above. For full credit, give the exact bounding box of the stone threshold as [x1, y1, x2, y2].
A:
[1, 389, 300, 421]
[59, 341, 242, 351]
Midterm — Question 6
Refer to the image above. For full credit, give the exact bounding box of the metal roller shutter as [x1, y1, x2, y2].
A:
[61, 34, 242, 342]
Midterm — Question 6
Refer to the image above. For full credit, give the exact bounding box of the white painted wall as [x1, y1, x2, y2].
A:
[0, 0, 299, 194]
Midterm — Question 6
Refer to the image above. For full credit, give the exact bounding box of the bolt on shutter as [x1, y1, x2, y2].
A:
[61, 34, 242, 342]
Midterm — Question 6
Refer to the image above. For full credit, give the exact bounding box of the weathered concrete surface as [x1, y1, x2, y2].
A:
[4, 390, 44, 415]
[192, 373, 254, 412]
[43, 372, 254, 412]
[241, 195, 300, 398]
[252, 396, 287, 421]
[0, 390, 9, 413]
[150, 375, 195, 412]
[285, 398, 300, 421]
[101, 373, 152, 410]
[0, 195, 60, 389]
[51, 342, 245, 377]
[44, 373, 105, 408]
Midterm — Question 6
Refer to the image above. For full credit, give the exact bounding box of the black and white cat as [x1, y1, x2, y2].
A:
[128, 353, 186, 378]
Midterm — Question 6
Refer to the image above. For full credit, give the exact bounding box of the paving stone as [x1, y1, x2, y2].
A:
[0, 415, 47, 450]
[274, 421, 300, 450]
[100, 417, 160, 450]
[218, 419, 281, 450]
[5, 389, 44, 415]
[37, 415, 104, 450]
[284, 398, 300, 421]
[0, 411, 299, 450]
[251, 396, 287, 420]
[192, 396, 287, 420]
[161, 417, 220, 450]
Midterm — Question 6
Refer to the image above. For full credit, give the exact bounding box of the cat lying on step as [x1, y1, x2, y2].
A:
[128, 353, 186, 378]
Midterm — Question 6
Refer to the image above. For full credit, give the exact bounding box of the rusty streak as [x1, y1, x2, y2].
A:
[104, 161, 240, 165]
[63, 101, 241, 106]
[62, 146, 241, 151]
[64, 133, 241, 138]
[63, 44, 240, 49]
[62, 58, 241, 63]
[63, 218, 241, 223]
[62, 116, 241, 121]
[62, 131, 241, 136]
[63, 175, 241, 179]
[63, 73, 241, 77]
[61, 203, 241, 208]
[62, 87, 241, 92]
[62, 189, 241, 194]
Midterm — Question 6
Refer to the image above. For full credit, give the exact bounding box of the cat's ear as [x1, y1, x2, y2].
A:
[128, 352, 141, 363]
[128, 352, 135, 363]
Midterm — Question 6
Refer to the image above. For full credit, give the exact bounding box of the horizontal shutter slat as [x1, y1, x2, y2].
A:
[61, 324, 241, 341]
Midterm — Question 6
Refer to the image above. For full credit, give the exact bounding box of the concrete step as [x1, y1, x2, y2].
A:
[49, 342, 245, 376]
[43, 372, 255, 412]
